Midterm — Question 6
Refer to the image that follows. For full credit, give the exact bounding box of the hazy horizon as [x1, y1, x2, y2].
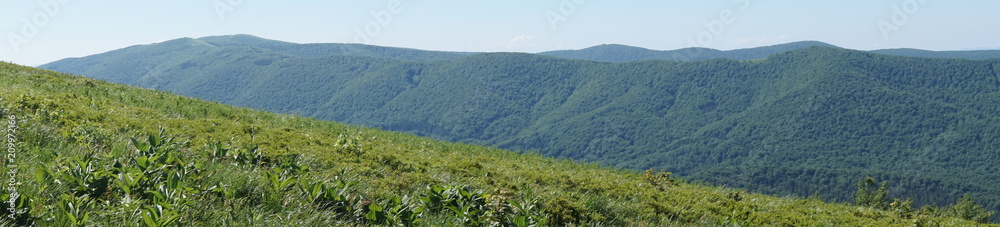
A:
[3, 1, 999, 66]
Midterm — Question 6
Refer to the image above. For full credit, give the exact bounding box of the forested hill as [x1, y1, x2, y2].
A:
[42, 35, 470, 83]
[194, 34, 475, 60]
[40, 36, 1000, 220]
[540, 41, 1000, 62]
[871, 48, 1000, 60]
[538, 41, 839, 62]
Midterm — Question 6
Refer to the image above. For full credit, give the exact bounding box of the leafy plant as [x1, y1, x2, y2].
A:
[299, 177, 359, 213]
[855, 177, 890, 210]
[0, 189, 34, 226]
[265, 171, 296, 193]
[57, 194, 93, 226]
[946, 194, 996, 223]
[231, 145, 263, 166]
[644, 169, 675, 192]
[140, 204, 182, 227]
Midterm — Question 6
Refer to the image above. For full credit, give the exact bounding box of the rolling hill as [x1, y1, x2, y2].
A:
[538, 41, 839, 62]
[540, 41, 1000, 62]
[870, 48, 1000, 60]
[39, 35, 1000, 221]
[5, 61, 995, 225]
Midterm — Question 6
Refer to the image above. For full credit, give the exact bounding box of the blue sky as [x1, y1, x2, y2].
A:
[2, 0, 998, 66]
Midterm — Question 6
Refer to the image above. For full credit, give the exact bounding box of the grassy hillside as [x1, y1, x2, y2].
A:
[2, 62, 994, 225]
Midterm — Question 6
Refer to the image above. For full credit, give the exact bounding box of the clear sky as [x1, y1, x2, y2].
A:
[2, 0, 998, 66]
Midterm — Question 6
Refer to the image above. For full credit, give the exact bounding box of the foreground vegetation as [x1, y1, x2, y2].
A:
[2, 62, 994, 225]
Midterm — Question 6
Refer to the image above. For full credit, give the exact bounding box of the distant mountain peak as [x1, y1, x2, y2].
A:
[587, 43, 653, 50]
[196, 34, 294, 47]
[539, 41, 840, 62]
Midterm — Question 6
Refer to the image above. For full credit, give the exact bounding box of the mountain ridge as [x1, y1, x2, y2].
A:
[538, 40, 842, 62]
[45, 34, 1000, 67]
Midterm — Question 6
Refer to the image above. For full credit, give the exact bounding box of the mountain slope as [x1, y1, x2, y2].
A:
[42, 35, 470, 87]
[39, 38, 1000, 220]
[199, 34, 473, 60]
[871, 48, 1000, 60]
[537, 41, 839, 62]
[6, 62, 995, 225]
[539, 41, 1000, 62]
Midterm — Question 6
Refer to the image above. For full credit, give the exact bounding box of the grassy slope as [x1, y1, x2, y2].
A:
[0, 63, 990, 226]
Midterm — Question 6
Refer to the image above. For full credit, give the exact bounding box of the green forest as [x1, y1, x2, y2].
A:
[538, 40, 1000, 62]
[5, 56, 998, 225]
[39, 35, 1000, 223]
[538, 41, 839, 62]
